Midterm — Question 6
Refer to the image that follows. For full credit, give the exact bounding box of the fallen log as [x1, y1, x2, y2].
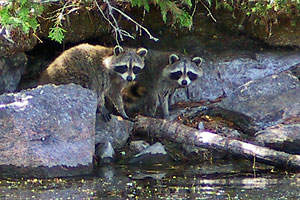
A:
[134, 115, 300, 170]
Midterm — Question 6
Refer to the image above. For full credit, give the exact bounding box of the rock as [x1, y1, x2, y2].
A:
[129, 140, 150, 154]
[0, 26, 37, 56]
[95, 114, 132, 150]
[219, 71, 300, 131]
[218, 51, 300, 97]
[0, 84, 97, 171]
[129, 142, 172, 166]
[0, 52, 27, 94]
[255, 124, 300, 154]
[197, 122, 205, 130]
[95, 141, 115, 165]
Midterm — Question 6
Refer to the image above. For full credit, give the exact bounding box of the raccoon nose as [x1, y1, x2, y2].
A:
[127, 76, 133, 81]
[181, 80, 187, 86]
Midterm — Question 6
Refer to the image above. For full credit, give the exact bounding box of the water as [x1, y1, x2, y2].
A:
[1, 161, 299, 199]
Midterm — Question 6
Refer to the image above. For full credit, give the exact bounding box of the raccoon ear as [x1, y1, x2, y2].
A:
[114, 45, 124, 56]
[169, 54, 180, 64]
[136, 48, 148, 58]
[192, 57, 203, 66]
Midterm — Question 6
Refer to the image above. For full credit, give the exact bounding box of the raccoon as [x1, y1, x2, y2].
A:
[124, 51, 203, 118]
[39, 43, 148, 121]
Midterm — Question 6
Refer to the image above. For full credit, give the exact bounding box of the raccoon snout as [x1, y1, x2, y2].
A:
[181, 80, 188, 86]
[127, 76, 133, 81]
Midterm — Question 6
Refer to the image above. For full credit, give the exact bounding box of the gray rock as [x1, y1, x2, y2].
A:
[129, 140, 150, 154]
[0, 52, 27, 94]
[0, 84, 97, 168]
[95, 141, 115, 164]
[129, 142, 172, 166]
[255, 124, 300, 154]
[95, 114, 132, 150]
[197, 122, 205, 130]
[219, 71, 300, 130]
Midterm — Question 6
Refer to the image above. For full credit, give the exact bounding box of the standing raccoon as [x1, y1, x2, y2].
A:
[39, 43, 148, 121]
[124, 51, 203, 118]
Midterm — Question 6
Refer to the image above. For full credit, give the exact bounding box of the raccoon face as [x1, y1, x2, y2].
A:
[107, 46, 148, 81]
[164, 54, 203, 87]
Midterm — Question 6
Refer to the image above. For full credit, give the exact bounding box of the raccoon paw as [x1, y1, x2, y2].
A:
[99, 107, 112, 122]
[102, 113, 112, 122]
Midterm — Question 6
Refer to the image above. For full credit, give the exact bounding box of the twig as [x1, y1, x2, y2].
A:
[94, 0, 122, 46]
[110, 5, 159, 42]
[95, 0, 159, 45]
[199, 0, 217, 22]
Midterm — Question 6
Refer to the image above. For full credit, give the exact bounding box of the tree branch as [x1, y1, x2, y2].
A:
[95, 0, 158, 45]
[134, 115, 300, 170]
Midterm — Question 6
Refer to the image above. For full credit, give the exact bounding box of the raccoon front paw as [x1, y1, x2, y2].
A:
[102, 113, 112, 122]
[99, 107, 112, 122]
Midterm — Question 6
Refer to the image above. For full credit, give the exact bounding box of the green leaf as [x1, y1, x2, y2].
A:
[161, 10, 167, 23]
[206, 0, 212, 7]
[144, 3, 150, 12]
[184, 0, 192, 7]
[48, 26, 67, 44]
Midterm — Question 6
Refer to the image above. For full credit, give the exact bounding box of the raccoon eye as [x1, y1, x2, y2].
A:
[169, 71, 182, 80]
[187, 71, 198, 81]
[133, 66, 141, 74]
[114, 65, 128, 74]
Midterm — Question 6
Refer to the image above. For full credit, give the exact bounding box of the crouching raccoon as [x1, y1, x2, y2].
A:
[39, 43, 148, 121]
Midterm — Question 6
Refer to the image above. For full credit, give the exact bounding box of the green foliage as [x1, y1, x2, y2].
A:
[129, 0, 193, 29]
[211, 0, 300, 19]
[0, 0, 43, 34]
[1, 0, 299, 44]
[204, 0, 300, 36]
[48, 24, 66, 44]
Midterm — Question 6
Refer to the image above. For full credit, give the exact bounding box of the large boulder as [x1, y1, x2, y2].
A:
[218, 71, 299, 131]
[0, 84, 97, 177]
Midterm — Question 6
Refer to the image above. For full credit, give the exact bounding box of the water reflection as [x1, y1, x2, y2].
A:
[0, 161, 300, 199]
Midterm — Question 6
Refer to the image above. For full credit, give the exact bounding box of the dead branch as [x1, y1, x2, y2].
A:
[134, 115, 300, 170]
[95, 0, 158, 45]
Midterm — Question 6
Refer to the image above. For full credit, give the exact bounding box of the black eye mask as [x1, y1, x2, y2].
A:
[114, 65, 128, 74]
[133, 66, 141, 74]
[187, 71, 198, 81]
[169, 71, 183, 80]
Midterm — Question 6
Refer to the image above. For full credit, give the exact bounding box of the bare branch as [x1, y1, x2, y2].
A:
[94, 0, 122, 46]
[199, 0, 217, 23]
[95, 0, 159, 45]
[110, 5, 159, 42]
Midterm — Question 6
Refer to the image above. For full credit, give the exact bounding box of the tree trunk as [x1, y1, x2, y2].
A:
[134, 115, 300, 170]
